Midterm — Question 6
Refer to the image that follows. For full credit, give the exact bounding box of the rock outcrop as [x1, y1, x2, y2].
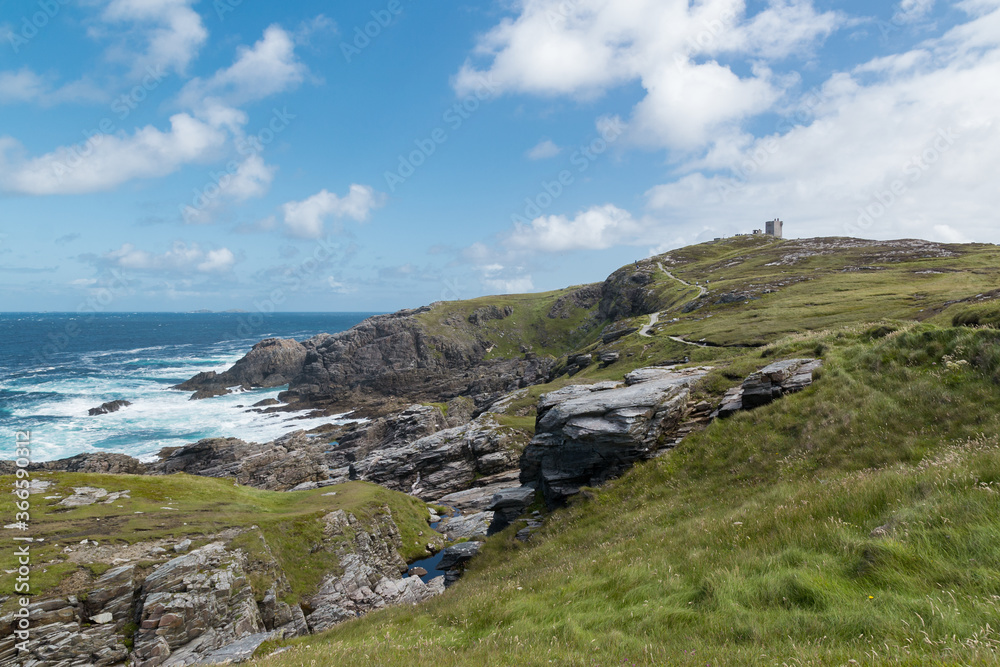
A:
[132, 543, 267, 666]
[486, 486, 537, 535]
[88, 399, 132, 416]
[280, 309, 555, 413]
[305, 509, 444, 632]
[0, 452, 148, 476]
[173, 337, 308, 399]
[339, 411, 528, 501]
[0, 508, 440, 667]
[142, 403, 526, 502]
[520, 367, 710, 508]
[714, 358, 821, 419]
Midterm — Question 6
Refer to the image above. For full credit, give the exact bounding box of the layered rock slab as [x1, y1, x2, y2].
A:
[521, 367, 710, 508]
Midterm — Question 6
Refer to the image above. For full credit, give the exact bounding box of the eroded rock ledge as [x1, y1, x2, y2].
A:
[0, 508, 441, 667]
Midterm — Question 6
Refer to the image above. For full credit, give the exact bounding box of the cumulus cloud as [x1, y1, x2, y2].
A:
[894, 0, 936, 24]
[641, 2, 1000, 244]
[0, 69, 104, 106]
[526, 139, 562, 160]
[456, 0, 844, 150]
[0, 113, 229, 195]
[104, 242, 236, 274]
[506, 204, 641, 252]
[282, 185, 386, 239]
[0, 22, 308, 196]
[99, 0, 208, 76]
[176, 25, 307, 110]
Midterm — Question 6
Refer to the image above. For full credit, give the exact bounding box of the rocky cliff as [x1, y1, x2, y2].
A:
[173, 338, 309, 399]
[0, 495, 441, 667]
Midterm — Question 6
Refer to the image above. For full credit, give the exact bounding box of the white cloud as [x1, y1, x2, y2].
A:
[642, 3, 1000, 244]
[894, 0, 936, 24]
[0, 69, 105, 106]
[506, 204, 641, 252]
[0, 22, 306, 196]
[176, 25, 307, 110]
[282, 185, 386, 239]
[526, 139, 562, 160]
[0, 69, 47, 104]
[100, 0, 208, 76]
[327, 277, 355, 294]
[456, 0, 844, 150]
[104, 242, 236, 274]
[225, 154, 276, 202]
[197, 248, 236, 273]
[0, 113, 230, 195]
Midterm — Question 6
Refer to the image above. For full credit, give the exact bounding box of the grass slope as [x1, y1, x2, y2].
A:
[255, 325, 1000, 666]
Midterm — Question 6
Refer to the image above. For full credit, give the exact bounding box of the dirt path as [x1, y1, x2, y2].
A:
[638, 311, 659, 337]
[658, 262, 708, 297]
[667, 335, 710, 347]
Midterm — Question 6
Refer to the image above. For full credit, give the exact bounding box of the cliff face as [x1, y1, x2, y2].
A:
[173, 337, 309, 398]
[0, 500, 441, 667]
[282, 309, 561, 413]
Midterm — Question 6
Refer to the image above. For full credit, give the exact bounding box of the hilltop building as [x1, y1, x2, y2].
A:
[766, 218, 783, 238]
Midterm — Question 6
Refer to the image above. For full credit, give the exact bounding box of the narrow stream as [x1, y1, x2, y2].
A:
[405, 506, 460, 583]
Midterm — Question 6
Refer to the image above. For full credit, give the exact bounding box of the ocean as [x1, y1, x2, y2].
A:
[0, 312, 375, 462]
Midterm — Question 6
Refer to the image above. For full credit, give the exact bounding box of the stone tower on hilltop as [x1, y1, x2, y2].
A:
[766, 218, 783, 238]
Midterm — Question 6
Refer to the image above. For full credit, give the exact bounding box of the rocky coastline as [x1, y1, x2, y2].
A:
[0, 248, 838, 665]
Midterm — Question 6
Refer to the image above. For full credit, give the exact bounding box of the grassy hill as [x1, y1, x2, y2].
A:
[249, 237, 1000, 666]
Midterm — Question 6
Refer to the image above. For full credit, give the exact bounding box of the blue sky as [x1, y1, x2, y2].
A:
[0, 0, 997, 312]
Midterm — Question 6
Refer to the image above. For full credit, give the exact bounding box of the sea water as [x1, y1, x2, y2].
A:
[0, 312, 375, 462]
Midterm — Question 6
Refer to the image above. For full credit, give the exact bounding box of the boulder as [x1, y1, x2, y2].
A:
[713, 358, 822, 418]
[88, 399, 132, 416]
[437, 541, 482, 571]
[437, 511, 493, 540]
[521, 367, 710, 508]
[601, 327, 639, 345]
[598, 351, 620, 365]
[486, 486, 537, 535]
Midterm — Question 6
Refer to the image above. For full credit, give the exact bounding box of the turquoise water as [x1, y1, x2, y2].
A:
[0, 313, 375, 461]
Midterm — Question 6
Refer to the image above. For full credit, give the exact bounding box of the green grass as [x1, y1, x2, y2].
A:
[952, 301, 1000, 329]
[415, 286, 603, 360]
[0, 476, 433, 607]
[252, 325, 1000, 666]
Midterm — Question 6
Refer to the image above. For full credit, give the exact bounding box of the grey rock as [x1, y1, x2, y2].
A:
[343, 411, 527, 501]
[193, 632, 280, 665]
[437, 511, 493, 540]
[601, 327, 639, 344]
[58, 486, 109, 507]
[598, 351, 620, 365]
[173, 538, 192, 553]
[437, 541, 482, 572]
[88, 399, 132, 416]
[174, 337, 309, 399]
[133, 542, 267, 666]
[468, 305, 514, 325]
[521, 367, 709, 507]
[486, 486, 537, 535]
[714, 359, 822, 418]
[431, 470, 521, 512]
[305, 509, 445, 633]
